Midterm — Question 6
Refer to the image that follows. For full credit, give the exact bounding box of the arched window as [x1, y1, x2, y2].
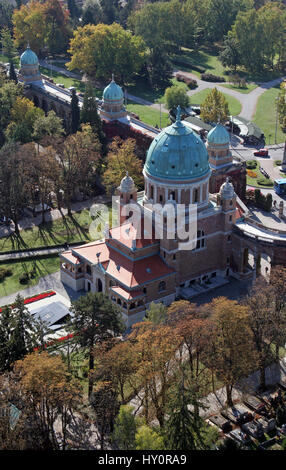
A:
[158, 281, 166, 292]
[86, 265, 92, 275]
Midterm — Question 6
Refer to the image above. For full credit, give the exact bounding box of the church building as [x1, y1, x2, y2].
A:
[60, 107, 247, 326]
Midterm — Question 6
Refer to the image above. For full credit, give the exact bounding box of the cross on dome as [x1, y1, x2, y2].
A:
[176, 105, 181, 123]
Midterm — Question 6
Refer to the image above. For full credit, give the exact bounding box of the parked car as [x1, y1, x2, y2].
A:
[56, 83, 65, 88]
[253, 148, 269, 157]
[68, 86, 76, 93]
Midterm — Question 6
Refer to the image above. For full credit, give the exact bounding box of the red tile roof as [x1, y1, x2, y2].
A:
[62, 239, 174, 288]
[110, 286, 144, 301]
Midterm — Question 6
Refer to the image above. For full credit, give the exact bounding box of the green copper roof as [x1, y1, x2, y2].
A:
[144, 106, 210, 181]
[20, 45, 38, 66]
[207, 123, 229, 144]
[103, 75, 123, 102]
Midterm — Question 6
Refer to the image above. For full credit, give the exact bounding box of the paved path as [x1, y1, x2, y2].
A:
[0, 271, 82, 307]
[40, 59, 286, 134]
[176, 69, 286, 120]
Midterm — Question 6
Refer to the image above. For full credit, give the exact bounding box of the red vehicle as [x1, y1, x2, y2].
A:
[253, 148, 269, 157]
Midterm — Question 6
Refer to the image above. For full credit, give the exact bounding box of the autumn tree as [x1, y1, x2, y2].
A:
[205, 297, 257, 407]
[5, 96, 44, 144]
[268, 265, 286, 361]
[93, 339, 138, 405]
[70, 292, 124, 400]
[102, 137, 143, 194]
[13, 352, 82, 450]
[54, 124, 102, 215]
[200, 88, 229, 124]
[0, 142, 30, 235]
[67, 22, 147, 83]
[13, 0, 71, 56]
[129, 321, 181, 428]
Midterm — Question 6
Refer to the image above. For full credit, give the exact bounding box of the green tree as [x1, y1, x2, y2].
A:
[146, 47, 173, 90]
[70, 292, 124, 399]
[144, 302, 167, 325]
[219, 34, 241, 71]
[8, 61, 17, 83]
[81, 0, 104, 26]
[164, 85, 190, 111]
[32, 110, 64, 145]
[135, 425, 165, 450]
[1, 26, 16, 60]
[112, 405, 139, 450]
[165, 373, 209, 450]
[200, 88, 229, 124]
[67, 23, 147, 83]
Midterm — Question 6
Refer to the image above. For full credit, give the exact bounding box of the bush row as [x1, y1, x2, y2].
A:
[201, 73, 225, 82]
[175, 73, 198, 89]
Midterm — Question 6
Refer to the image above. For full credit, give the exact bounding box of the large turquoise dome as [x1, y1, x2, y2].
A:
[207, 123, 229, 144]
[20, 45, 39, 66]
[144, 107, 210, 181]
[103, 76, 123, 102]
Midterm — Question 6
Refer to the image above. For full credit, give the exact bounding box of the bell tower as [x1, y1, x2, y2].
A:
[116, 172, 138, 225]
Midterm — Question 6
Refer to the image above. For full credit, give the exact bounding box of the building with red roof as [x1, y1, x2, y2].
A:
[60, 110, 248, 326]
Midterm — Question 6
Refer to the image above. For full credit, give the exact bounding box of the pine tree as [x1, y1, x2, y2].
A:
[70, 88, 80, 134]
[165, 373, 208, 450]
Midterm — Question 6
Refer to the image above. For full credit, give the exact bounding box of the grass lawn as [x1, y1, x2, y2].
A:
[0, 206, 113, 253]
[220, 83, 258, 94]
[190, 88, 242, 116]
[171, 47, 228, 79]
[126, 101, 170, 128]
[0, 254, 60, 298]
[254, 86, 286, 145]
[40, 66, 103, 98]
[246, 161, 274, 188]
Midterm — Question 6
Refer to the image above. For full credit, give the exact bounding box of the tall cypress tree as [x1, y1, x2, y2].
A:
[9, 61, 17, 83]
[70, 88, 80, 134]
[81, 81, 105, 144]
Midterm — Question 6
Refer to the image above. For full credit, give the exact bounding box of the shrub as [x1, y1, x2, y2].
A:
[175, 73, 198, 89]
[201, 73, 225, 82]
[247, 170, 257, 178]
[257, 177, 273, 186]
[246, 160, 257, 169]
[19, 273, 29, 284]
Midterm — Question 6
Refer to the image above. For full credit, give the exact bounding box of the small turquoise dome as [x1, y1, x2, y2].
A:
[20, 45, 39, 66]
[103, 75, 123, 102]
[144, 107, 210, 181]
[207, 123, 229, 144]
